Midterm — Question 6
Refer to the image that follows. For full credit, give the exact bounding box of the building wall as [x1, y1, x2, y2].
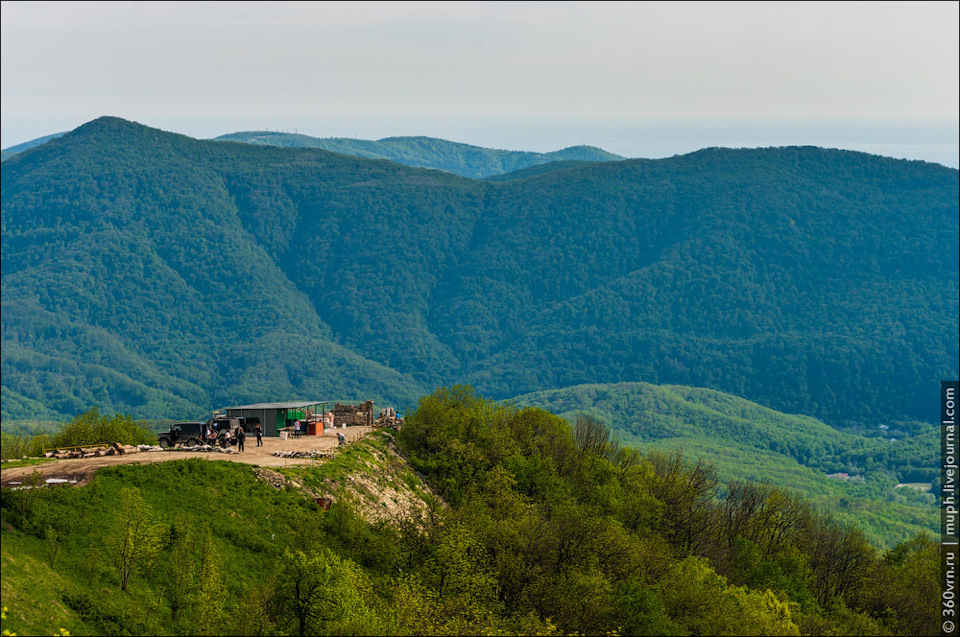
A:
[225, 404, 325, 437]
[226, 408, 279, 437]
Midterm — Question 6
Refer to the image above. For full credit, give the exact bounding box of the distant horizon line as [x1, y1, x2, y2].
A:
[3, 114, 957, 169]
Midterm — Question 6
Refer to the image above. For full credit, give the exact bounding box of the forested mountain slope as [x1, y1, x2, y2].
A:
[3, 130, 621, 179]
[0, 132, 67, 162]
[1, 119, 434, 419]
[213, 130, 623, 178]
[482, 159, 598, 182]
[515, 382, 938, 548]
[2, 117, 957, 427]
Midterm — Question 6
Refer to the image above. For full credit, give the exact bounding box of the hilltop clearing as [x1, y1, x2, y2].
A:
[0, 426, 373, 488]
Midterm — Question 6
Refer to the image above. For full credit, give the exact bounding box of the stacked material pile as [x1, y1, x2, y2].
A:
[332, 400, 374, 427]
[272, 449, 338, 459]
[173, 444, 236, 454]
[374, 407, 404, 431]
[43, 443, 164, 459]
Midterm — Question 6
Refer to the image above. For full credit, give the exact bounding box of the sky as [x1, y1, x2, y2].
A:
[2, 1, 958, 166]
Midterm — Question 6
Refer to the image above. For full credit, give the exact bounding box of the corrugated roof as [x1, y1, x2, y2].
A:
[226, 401, 327, 410]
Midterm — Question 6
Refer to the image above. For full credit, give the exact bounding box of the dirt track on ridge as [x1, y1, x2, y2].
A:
[0, 426, 374, 488]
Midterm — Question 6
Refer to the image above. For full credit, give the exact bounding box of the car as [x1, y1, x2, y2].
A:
[157, 421, 207, 448]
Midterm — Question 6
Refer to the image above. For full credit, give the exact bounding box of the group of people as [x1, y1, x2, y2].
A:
[203, 418, 351, 450]
[201, 422, 264, 452]
[233, 423, 264, 451]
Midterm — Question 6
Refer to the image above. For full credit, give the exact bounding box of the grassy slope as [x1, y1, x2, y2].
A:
[513, 382, 937, 549]
[0, 536, 91, 636]
[0, 430, 425, 636]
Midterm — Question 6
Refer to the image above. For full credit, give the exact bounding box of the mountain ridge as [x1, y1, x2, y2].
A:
[212, 129, 624, 178]
[2, 117, 957, 429]
[2, 124, 623, 179]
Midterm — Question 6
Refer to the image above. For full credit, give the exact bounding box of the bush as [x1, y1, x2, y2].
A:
[34, 408, 155, 455]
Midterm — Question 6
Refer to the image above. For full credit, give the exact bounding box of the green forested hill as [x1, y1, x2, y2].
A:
[4, 130, 622, 178]
[1, 119, 435, 419]
[482, 159, 597, 182]
[514, 382, 938, 548]
[1, 117, 957, 429]
[0, 394, 943, 636]
[213, 131, 623, 178]
[0, 132, 67, 162]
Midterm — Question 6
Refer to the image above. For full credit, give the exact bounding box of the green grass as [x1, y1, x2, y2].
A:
[0, 435, 433, 635]
[279, 430, 403, 492]
[0, 534, 90, 636]
[1, 459, 315, 635]
[0, 457, 57, 469]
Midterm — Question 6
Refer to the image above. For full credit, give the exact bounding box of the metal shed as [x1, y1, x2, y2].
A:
[225, 401, 328, 437]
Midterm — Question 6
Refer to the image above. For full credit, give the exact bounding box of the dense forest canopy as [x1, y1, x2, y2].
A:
[1, 117, 957, 430]
[514, 382, 939, 549]
[3, 130, 621, 178]
[0, 132, 67, 161]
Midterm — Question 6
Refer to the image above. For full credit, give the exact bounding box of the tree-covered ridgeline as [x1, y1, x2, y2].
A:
[2, 117, 956, 430]
[0, 388, 941, 635]
[2, 382, 935, 552]
[0, 118, 960, 425]
[396, 386, 939, 635]
[212, 131, 624, 179]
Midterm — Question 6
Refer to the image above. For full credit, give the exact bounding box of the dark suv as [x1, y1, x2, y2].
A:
[206, 416, 259, 445]
[158, 422, 206, 448]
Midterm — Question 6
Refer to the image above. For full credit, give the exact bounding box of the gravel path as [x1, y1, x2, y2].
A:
[0, 426, 374, 488]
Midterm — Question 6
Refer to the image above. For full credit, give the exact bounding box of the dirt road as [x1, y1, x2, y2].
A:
[0, 426, 374, 488]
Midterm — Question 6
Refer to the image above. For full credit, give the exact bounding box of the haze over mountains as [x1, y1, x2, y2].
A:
[213, 131, 624, 179]
[1, 117, 957, 432]
[1, 130, 623, 179]
[0, 132, 68, 162]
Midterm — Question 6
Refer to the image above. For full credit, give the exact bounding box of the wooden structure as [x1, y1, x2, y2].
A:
[332, 400, 374, 427]
[225, 401, 328, 437]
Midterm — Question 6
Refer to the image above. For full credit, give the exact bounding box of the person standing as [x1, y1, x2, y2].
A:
[255, 422, 263, 447]
[236, 427, 245, 452]
[294, 419, 301, 439]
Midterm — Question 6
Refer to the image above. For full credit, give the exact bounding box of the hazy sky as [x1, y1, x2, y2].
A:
[2, 1, 958, 165]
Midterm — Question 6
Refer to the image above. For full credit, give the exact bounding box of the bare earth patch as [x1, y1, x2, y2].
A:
[0, 426, 373, 489]
[329, 438, 441, 527]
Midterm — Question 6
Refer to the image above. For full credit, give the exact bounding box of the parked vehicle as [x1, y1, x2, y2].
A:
[206, 416, 260, 446]
[157, 422, 206, 448]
